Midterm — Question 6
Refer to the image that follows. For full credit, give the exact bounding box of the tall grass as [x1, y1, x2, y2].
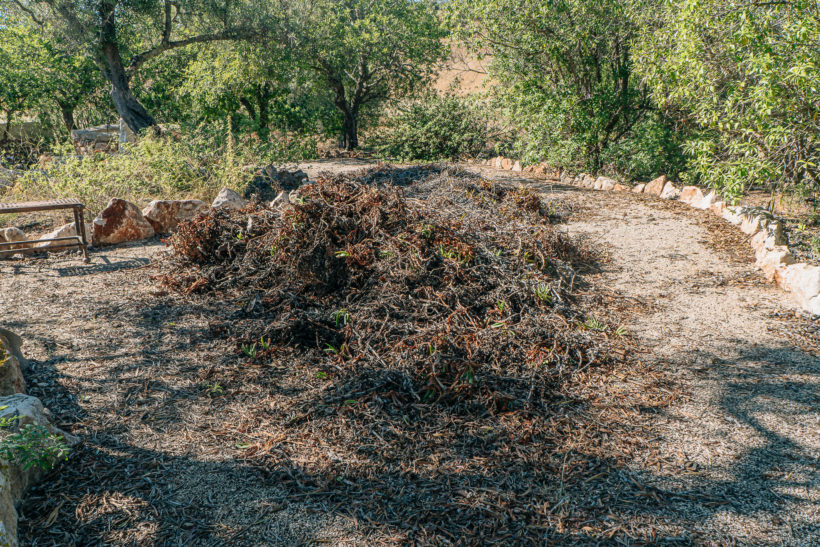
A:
[2, 124, 317, 214]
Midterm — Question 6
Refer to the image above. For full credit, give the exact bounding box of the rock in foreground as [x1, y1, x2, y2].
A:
[142, 199, 208, 233]
[93, 198, 155, 245]
[0, 331, 75, 547]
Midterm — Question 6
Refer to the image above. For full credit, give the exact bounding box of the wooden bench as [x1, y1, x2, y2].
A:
[0, 199, 90, 262]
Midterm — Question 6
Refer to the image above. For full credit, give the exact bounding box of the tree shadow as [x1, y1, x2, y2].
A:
[12, 180, 819, 544]
[19, 283, 820, 544]
[55, 257, 150, 277]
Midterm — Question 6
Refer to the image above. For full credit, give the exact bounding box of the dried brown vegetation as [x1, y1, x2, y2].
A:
[148, 167, 648, 542]
[160, 167, 605, 414]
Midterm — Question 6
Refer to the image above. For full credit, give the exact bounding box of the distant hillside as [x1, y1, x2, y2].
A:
[433, 46, 492, 96]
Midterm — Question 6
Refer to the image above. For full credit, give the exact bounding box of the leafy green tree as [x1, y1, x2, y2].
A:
[374, 93, 492, 161]
[0, 19, 48, 140]
[0, 19, 105, 135]
[34, 30, 103, 133]
[131, 48, 199, 127]
[635, 0, 820, 199]
[179, 43, 325, 136]
[447, 0, 684, 178]
[290, 0, 446, 150]
[4, 0, 279, 134]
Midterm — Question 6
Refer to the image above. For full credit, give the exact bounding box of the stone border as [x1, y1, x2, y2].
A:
[0, 329, 78, 547]
[474, 157, 820, 316]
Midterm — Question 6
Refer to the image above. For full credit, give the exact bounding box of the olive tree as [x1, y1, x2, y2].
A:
[5, 0, 279, 134]
[180, 43, 324, 136]
[447, 0, 684, 178]
[28, 24, 103, 132]
[290, 0, 446, 150]
[0, 20, 48, 140]
[635, 0, 820, 199]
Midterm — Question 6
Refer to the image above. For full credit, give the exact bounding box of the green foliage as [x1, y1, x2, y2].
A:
[448, 0, 685, 178]
[331, 309, 350, 327]
[373, 94, 492, 161]
[598, 111, 691, 182]
[0, 17, 105, 139]
[290, 0, 447, 149]
[4, 0, 817, 203]
[0, 20, 50, 128]
[4, 0, 284, 134]
[241, 343, 258, 359]
[583, 316, 606, 332]
[6, 126, 317, 213]
[635, 0, 820, 199]
[179, 43, 330, 136]
[0, 422, 70, 471]
[533, 283, 553, 304]
[133, 49, 200, 125]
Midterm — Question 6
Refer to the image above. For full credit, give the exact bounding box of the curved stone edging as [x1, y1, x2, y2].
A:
[476, 157, 820, 316]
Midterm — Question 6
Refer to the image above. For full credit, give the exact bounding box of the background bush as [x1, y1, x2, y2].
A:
[373, 94, 492, 161]
[447, 0, 687, 181]
[3, 0, 820, 201]
[634, 0, 820, 199]
[6, 126, 318, 213]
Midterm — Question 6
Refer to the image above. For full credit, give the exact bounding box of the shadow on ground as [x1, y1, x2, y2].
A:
[16, 290, 820, 545]
[9, 166, 818, 545]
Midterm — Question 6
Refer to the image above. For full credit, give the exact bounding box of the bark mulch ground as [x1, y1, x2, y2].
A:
[12, 167, 682, 545]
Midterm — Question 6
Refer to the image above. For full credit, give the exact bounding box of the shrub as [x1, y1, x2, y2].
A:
[447, 0, 686, 179]
[598, 111, 691, 182]
[3, 124, 318, 214]
[373, 94, 492, 161]
[0, 422, 70, 471]
[635, 0, 820, 199]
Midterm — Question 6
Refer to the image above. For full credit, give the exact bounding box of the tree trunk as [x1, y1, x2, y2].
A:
[59, 103, 76, 134]
[239, 97, 258, 123]
[102, 46, 157, 135]
[257, 84, 271, 132]
[99, 1, 157, 136]
[587, 140, 602, 172]
[340, 108, 358, 150]
[0, 111, 10, 143]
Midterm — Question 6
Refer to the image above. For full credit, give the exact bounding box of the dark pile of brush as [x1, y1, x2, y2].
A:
[159, 167, 608, 413]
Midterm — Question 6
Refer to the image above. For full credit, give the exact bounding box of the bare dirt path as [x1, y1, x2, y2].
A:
[469, 166, 820, 543]
[1, 163, 818, 545]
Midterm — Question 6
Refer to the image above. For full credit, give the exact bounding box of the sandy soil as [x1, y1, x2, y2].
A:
[2, 162, 818, 545]
[470, 166, 820, 543]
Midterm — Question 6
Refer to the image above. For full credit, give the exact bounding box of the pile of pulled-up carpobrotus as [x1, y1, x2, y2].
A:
[160, 166, 606, 414]
[155, 167, 634, 542]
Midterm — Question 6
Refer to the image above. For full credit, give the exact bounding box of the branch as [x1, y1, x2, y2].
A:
[128, 27, 261, 74]
[12, 0, 43, 25]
